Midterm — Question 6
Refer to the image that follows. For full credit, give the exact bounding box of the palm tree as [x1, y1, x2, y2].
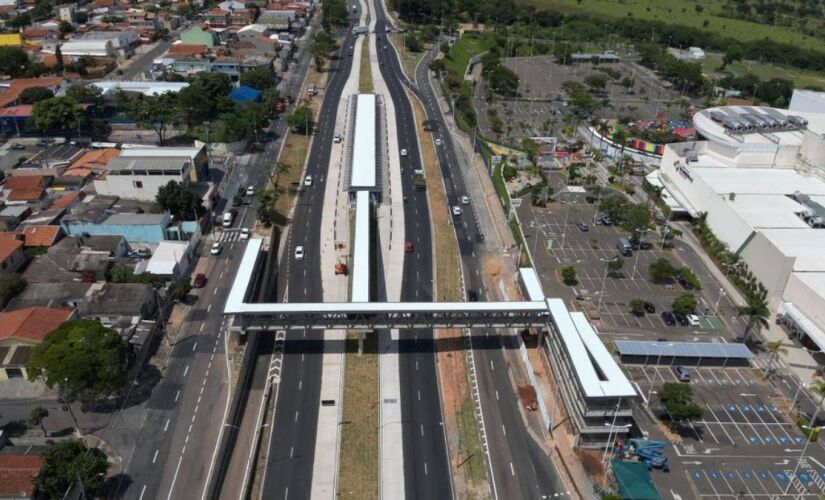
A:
[807, 379, 825, 426]
[738, 295, 770, 343]
[764, 340, 787, 377]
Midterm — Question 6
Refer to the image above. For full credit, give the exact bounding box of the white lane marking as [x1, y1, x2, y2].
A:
[139, 485, 147, 500]
[183, 365, 189, 377]
[164, 418, 170, 432]
[192, 342, 197, 352]
[295, 411, 300, 422]
[174, 390, 180, 402]
[165, 455, 185, 500]
[510, 462, 515, 476]
[152, 449, 159, 463]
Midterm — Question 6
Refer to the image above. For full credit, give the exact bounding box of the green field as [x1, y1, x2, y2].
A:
[520, 0, 824, 52]
[701, 53, 825, 90]
[443, 33, 496, 77]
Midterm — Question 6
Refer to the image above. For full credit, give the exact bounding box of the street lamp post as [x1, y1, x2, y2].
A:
[713, 287, 726, 316]
[631, 229, 649, 280]
[597, 256, 620, 313]
[646, 343, 673, 404]
[785, 422, 820, 495]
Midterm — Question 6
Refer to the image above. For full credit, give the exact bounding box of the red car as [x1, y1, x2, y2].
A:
[405, 241, 413, 253]
[193, 273, 207, 288]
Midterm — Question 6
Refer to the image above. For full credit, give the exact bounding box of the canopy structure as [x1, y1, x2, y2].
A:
[615, 340, 753, 367]
[611, 460, 661, 500]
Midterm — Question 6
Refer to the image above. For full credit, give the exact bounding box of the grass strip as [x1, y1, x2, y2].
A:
[338, 331, 379, 499]
[360, 40, 373, 93]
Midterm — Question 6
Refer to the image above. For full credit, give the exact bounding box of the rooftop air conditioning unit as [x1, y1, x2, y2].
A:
[729, 192, 736, 201]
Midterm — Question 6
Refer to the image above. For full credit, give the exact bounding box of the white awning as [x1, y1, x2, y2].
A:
[780, 301, 825, 352]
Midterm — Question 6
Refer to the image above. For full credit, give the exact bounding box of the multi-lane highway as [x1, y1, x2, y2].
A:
[369, 2, 569, 496]
[258, 6, 361, 499]
[369, 4, 455, 498]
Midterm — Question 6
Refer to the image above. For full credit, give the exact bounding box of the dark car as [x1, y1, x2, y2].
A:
[644, 301, 656, 313]
[468, 290, 479, 301]
[576, 221, 589, 232]
[601, 216, 613, 225]
[193, 273, 207, 288]
[661, 311, 676, 326]
[674, 312, 690, 326]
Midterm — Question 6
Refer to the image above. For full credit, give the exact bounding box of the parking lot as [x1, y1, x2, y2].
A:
[686, 465, 825, 499]
[521, 199, 740, 335]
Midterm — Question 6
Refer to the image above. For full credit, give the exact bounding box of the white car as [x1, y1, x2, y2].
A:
[210, 242, 222, 255]
[452, 206, 462, 216]
[461, 196, 470, 205]
[240, 228, 250, 240]
[304, 175, 313, 187]
[295, 245, 305, 260]
[400, 148, 408, 157]
[687, 314, 700, 327]
[334, 134, 342, 143]
[435, 138, 442, 146]
[246, 185, 255, 196]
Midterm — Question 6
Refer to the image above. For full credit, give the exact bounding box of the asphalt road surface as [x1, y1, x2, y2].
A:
[259, 8, 361, 500]
[411, 34, 569, 500]
[370, 4, 455, 498]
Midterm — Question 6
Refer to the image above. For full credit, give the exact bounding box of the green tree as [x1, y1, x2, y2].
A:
[155, 180, 204, 220]
[607, 257, 624, 276]
[176, 85, 210, 130]
[19, 87, 54, 105]
[168, 280, 191, 302]
[30, 96, 83, 133]
[629, 298, 646, 316]
[764, 340, 787, 377]
[58, 20, 74, 34]
[649, 257, 677, 283]
[125, 92, 179, 144]
[288, 105, 313, 135]
[29, 406, 49, 435]
[622, 203, 651, 232]
[560, 266, 577, 285]
[584, 73, 608, 90]
[721, 45, 744, 70]
[598, 195, 628, 221]
[0, 272, 26, 308]
[256, 188, 279, 226]
[239, 101, 270, 138]
[671, 293, 697, 314]
[679, 267, 701, 290]
[405, 34, 423, 52]
[312, 30, 338, 71]
[659, 382, 703, 429]
[27, 320, 131, 402]
[7, 13, 32, 29]
[0, 46, 31, 77]
[65, 83, 103, 106]
[521, 138, 539, 163]
[35, 440, 109, 498]
[240, 67, 276, 91]
[738, 295, 770, 342]
[321, 0, 348, 30]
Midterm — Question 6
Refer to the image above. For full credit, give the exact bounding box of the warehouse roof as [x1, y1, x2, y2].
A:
[727, 194, 810, 229]
[760, 229, 825, 272]
[351, 94, 376, 189]
[693, 167, 825, 196]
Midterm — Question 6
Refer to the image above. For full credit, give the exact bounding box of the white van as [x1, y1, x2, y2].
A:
[222, 211, 233, 227]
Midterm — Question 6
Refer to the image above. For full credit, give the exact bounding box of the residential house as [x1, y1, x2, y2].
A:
[63, 148, 120, 180]
[20, 225, 63, 247]
[0, 206, 31, 230]
[206, 8, 230, 27]
[144, 240, 194, 278]
[218, 0, 245, 10]
[159, 12, 182, 31]
[0, 307, 75, 380]
[0, 454, 45, 498]
[119, 146, 208, 178]
[51, 191, 84, 211]
[1, 175, 48, 204]
[22, 27, 58, 45]
[228, 8, 255, 25]
[128, 11, 159, 35]
[180, 26, 217, 48]
[22, 234, 125, 283]
[0, 77, 66, 108]
[78, 282, 156, 333]
[6, 281, 92, 310]
[210, 56, 241, 79]
[0, 237, 25, 273]
[0, 105, 31, 136]
[58, 3, 76, 22]
[169, 58, 212, 75]
[168, 43, 209, 58]
[237, 23, 272, 41]
[94, 156, 195, 201]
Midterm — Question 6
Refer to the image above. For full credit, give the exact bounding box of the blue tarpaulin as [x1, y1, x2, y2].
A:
[229, 85, 262, 103]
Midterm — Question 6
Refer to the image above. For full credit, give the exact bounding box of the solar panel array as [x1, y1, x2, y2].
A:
[615, 340, 754, 359]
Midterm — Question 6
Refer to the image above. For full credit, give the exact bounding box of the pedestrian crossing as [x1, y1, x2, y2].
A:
[217, 229, 244, 243]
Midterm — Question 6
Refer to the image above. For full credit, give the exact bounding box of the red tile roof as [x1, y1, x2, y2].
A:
[64, 148, 119, 177]
[0, 455, 44, 497]
[23, 225, 62, 247]
[0, 77, 63, 108]
[4, 175, 44, 191]
[51, 191, 83, 210]
[168, 43, 208, 56]
[0, 307, 74, 343]
[0, 237, 22, 264]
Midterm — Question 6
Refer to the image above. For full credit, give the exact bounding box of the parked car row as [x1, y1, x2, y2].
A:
[660, 311, 700, 327]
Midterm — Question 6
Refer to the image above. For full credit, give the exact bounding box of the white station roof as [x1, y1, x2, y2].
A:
[351, 94, 376, 189]
[546, 298, 635, 399]
[351, 191, 370, 302]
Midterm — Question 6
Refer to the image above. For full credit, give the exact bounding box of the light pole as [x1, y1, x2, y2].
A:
[631, 229, 649, 280]
[646, 343, 673, 404]
[792, 382, 809, 411]
[785, 422, 820, 495]
[713, 287, 726, 316]
[597, 256, 620, 313]
[602, 421, 633, 490]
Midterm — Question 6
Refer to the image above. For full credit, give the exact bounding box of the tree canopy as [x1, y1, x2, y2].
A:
[659, 382, 703, 428]
[30, 96, 83, 133]
[155, 180, 204, 220]
[19, 87, 54, 105]
[35, 440, 109, 498]
[28, 320, 131, 402]
[649, 257, 677, 283]
[0, 46, 33, 78]
[671, 293, 697, 314]
[240, 67, 276, 91]
[288, 105, 313, 135]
